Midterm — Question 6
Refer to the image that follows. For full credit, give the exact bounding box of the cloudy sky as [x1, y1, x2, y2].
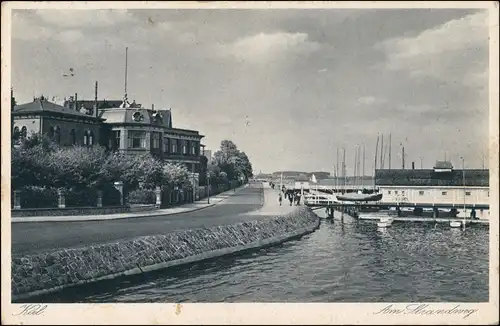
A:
[11, 6, 491, 174]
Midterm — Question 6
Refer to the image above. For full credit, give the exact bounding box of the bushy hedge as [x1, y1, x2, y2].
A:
[65, 188, 98, 207]
[128, 189, 157, 205]
[19, 186, 58, 209]
[11, 134, 195, 208]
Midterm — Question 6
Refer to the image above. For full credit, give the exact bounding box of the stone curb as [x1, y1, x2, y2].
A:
[11, 188, 243, 223]
[12, 208, 320, 301]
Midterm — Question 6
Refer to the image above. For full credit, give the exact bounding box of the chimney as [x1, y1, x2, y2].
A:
[74, 93, 78, 111]
[412, 161, 415, 170]
[152, 103, 155, 111]
[94, 81, 98, 117]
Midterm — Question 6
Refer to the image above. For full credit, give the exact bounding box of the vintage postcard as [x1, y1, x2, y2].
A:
[1, 1, 499, 325]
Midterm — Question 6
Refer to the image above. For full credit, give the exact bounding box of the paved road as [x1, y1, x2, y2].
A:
[12, 184, 270, 256]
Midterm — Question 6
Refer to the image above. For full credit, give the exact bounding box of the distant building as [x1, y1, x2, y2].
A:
[202, 149, 212, 163]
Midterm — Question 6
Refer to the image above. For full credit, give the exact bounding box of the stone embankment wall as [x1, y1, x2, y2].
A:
[12, 207, 319, 301]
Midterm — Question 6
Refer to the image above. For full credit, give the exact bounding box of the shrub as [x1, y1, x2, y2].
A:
[65, 188, 98, 207]
[128, 189, 156, 205]
[102, 184, 122, 207]
[19, 186, 58, 209]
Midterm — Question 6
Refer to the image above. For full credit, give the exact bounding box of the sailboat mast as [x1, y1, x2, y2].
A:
[357, 145, 361, 190]
[353, 146, 357, 190]
[402, 145, 405, 169]
[343, 147, 346, 194]
[389, 133, 392, 170]
[336, 147, 339, 193]
[362, 143, 365, 189]
[380, 134, 384, 169]
[374, 135, 379, 190]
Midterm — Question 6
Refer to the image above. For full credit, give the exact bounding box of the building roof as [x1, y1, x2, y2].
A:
[13, 98, 98, 118]
[375, 169, 489, 187]
[434, 160, 454, 169]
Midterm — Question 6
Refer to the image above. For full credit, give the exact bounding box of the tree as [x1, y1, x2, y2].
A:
[199, 155, 208, 186]
[212, 140, 253, 182]
[163, 163, 190, 187]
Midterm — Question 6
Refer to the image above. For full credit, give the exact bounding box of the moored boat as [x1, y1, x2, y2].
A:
[336, 193, 383, 202]
[377, 221, 391, 228]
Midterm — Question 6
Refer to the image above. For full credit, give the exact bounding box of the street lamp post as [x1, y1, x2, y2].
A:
[461, 156, 466, 230]
[207, 172, 211, 204]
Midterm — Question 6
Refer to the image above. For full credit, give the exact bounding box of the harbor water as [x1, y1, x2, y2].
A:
[30, 210, 489, 303]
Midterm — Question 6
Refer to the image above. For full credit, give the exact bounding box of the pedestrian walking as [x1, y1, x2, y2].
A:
[278, 193, 283, 206]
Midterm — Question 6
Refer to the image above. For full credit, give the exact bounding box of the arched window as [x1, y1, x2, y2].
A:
[88, 131, 94, 146]
[83, 131, 89, 146]
[54, 127, 61, 144]
[21, 126, 27, 138]
[13, 126, 19, 139]
[70, 129, 76, 145]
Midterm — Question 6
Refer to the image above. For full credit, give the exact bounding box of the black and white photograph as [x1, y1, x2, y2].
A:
[2, 1, 499, 325]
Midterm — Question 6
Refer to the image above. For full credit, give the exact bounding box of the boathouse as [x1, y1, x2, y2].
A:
[375, 161, 490, 209]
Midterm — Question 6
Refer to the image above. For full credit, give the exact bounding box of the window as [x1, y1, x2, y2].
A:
[388, 190, 391, 195]
[402, 190, 405, 195]
[114, 130, 121, 149]
[13, 126, 19, 138]
[54, 127, 61, 144]
[21, 126, 27, 138]
[441, 191, 447, 196]
[191, 141, 197, 155]
[70, 129, 76, 145]
[419, 191, 425, 196]
[49, 126, 55, 139]
[88, 131, 94, 146]
[465, 191, 471, 196]
[395, 191, 398, 195]
[128, 131, 146, 149]
[163, 137, 170, 153]
[171, 139, 177, 153]
[152, 132, 161, 149]
[182, 140, 187, 154]
[83, 131, 88, 145]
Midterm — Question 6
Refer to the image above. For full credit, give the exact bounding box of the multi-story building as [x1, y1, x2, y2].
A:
[12, 94, 205, 175]
[12, 96, 103, 147]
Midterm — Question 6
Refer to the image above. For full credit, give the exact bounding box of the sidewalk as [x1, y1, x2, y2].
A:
[11, 185, 248, 223]
[242, 184, 298, 216]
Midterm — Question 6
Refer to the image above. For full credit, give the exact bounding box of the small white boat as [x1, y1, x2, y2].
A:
[377, 221, 391, 228]
[449, 221, 462, 228]
[379, 217, 394, 224]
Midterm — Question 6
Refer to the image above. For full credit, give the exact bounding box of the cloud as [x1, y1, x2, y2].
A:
[216, 32, 321, 63]
[356, 96, 386, 106]
[374, 10, 488, 89]
[33, 9, 135, 28]
[12, 12, 53, 40]
[54, 30, 84, 43]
